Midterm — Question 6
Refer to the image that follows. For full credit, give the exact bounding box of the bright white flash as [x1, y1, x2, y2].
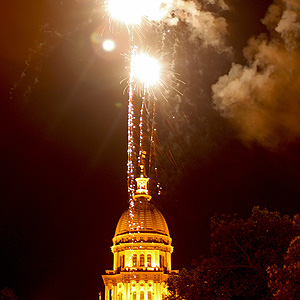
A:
[102, 39, 116, 51]
[106, 0, 142, 24]
[106, 0, 173, 25]
[131, 53, 161, 87]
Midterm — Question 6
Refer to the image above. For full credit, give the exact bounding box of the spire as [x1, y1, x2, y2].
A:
[133, 151, 151, 201]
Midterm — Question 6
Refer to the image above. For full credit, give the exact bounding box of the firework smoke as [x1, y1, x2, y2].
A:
[212, 0, 300, 148]
[106, 0, 230, 52]
[163, 0, 231, 52]
[203, 0, 229, 10]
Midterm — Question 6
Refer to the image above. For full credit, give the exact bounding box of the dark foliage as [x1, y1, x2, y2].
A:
[268, 234, 300, 300]
[167, 207, 300, 300]
[0, 288, 18, 300]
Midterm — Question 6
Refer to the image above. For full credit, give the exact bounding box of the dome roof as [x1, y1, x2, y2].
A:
[114, 197, 170, 237]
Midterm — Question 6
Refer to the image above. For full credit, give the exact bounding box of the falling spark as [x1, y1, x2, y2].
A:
[127, 48, 165, 187]
[127, 47, 137, 240]
[126, 49, 161, 252]
[123, 46, 183, 206]
[104, 0, 184, 268]
[127, 48, 136, 203]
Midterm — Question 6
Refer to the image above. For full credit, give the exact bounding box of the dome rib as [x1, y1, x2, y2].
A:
[114, 199, 170, 237]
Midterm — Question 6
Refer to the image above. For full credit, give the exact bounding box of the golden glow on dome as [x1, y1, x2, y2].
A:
[102, 197, 178, 300]
[114, 199, 170, 237]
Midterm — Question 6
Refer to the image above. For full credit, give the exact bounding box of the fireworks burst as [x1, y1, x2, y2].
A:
[105, 0, 173, 26]
[131, 52, 161, 88]
[126, 47, 161, 201]
[12, 1, 185, 197]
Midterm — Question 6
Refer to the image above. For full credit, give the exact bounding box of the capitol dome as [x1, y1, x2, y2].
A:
[103, 177, 178, 300]
[114, 197, 170, 238]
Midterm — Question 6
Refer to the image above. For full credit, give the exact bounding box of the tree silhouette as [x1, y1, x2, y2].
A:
[167, 207, 300, 300]
[0, 288, 18, 300]
[268, 235, 300, 300]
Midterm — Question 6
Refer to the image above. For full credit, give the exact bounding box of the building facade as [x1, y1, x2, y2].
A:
[102, 177, 178, 300]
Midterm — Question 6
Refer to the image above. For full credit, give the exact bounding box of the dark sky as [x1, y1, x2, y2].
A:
[1, 0, 300, 300]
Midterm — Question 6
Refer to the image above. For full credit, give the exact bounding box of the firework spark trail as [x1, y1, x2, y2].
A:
[148, 97, 157, 182]
[138, 92, 146, 173]
[137, 88, 156, 179]
[127, 46, 137, 239]
[106, 0, 230, 216]
[17, 0, 229, 197]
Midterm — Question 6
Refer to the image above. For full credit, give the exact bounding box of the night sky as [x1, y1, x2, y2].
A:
[1, 1, 300, 300]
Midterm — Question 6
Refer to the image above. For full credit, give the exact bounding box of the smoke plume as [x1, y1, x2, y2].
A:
[164, 0, 231, 52]
[212, 0, 300, 148]
[203, 0, 229, 10]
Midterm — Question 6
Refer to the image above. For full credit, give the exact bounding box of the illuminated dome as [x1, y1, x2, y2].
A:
[103, 182, 178, 300]
[114, 197, 170, 237]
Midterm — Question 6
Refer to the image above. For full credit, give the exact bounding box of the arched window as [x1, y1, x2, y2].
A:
[147, 254, 152, 267]
[132, 254, 137, 267]
[159, 255, 164, 268]
[147, 292, 151, 300]
[120, 255, 125, 268]
[118, 293, 123, 300]
[140, 291, 144, 300]
[140, 254, 145, 267]
[133, 292, 136, 300]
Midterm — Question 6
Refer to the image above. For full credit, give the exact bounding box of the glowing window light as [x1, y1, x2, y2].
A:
[132, 254, 137, 267]
[131, 53, 161, 87]
[140, 254, 145, 267]
[147, 254, 152, 267]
